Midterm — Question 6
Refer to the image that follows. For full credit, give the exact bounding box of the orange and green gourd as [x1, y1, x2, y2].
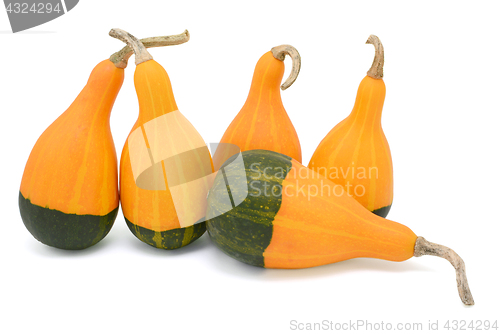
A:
[206, 149, 474, 305]
[308, 35, 392, 217]
[213, 45, 302, 170]
[111, 29, 213, 250]
[19, 32, 190, 250]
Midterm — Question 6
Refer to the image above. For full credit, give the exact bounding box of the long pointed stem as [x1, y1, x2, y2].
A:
[109, 29, 153, 66]
[271, 44, 301, 91]
[414, 236, 474, 305]
[366, 34, 384, 79]
[110, 30, 190, 69]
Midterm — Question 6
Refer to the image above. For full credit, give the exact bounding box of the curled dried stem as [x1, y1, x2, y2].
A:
[414, 236, 474, 306]
[271, 45, 301, 90]
[366, 34, 384, 79]
[110, 30, 190, 69]
[109, 28, 153, 66]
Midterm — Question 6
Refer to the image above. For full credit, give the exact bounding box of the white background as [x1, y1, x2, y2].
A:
[1, 1, 499, 333]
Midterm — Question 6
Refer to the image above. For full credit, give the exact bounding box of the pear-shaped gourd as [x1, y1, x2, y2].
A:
[111, 29, 213, 250]
[207, 150, 474, 305]
[308, 35, 393, 217]
[19, 31, 190, 250]
[213, 45, 302, 170]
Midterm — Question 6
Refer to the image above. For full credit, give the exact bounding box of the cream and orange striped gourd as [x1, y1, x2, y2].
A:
[111, 29, 213, 250]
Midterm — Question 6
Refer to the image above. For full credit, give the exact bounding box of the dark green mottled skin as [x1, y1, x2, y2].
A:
[125, 217, 206, 250]
[206, 150, 292, 267]
[372, 204, 391, 218]
[19, 192, 117, 250]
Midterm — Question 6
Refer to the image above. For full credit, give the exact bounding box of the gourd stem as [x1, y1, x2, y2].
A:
[414, 236, 474, 306]
[271, 45, 301, 91]
[109, 29, 153, 66]
[366, 35, 384, 79]
[109, 30, 190, 69]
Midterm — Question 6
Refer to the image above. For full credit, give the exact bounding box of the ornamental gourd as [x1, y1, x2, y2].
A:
[308, 35, 393, 217]
[206, 150, 474, 305]
[213, 45, 302, 170]
[19, 31, 189, 250]
[111, 29, 213, 250]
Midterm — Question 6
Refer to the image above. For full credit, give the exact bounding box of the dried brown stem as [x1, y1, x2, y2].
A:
[110, 30, 190, 69]
[414, 236, 474, 306]
[271, 45, 301, 91]
[366, 34, 384, 79]
[109, 29, 153, 66]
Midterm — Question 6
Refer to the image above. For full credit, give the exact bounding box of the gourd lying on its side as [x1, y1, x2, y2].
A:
[206, 149, 474, 305]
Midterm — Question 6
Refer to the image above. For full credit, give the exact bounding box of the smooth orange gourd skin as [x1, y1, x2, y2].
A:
[19, 59, 122, 249]
[120, 60, 212, 249]
[20, 60, 122, 215]
[215, 51, 301, 168]
[265, 160, 414, 269]
[308, 76, 393, 216]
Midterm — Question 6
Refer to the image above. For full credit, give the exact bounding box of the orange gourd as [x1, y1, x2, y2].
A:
[207, 149, 474, 305]
[111, 29, 213, 249]
[308, 35, 393, 217]
[19, 59, 122, 250]
[19, 32, 190, 250]
[213, 45, 302, 169]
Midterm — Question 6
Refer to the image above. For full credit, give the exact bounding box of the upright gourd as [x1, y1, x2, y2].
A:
[19, 31, 189, 250]
[213, 45, 302, 169]
[308, 35, 393, 217]
[111, 29, 213, 250]
[207, 150, 474, 305]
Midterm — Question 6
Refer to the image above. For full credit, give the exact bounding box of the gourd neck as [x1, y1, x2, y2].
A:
[78, 60, 124, 122]
[245, 52, 284, 107]
[135, 60, 178, 125]
[347, 35, 386, 127]
[348, 76, 386, 127]
[108, 28, 180, 125]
